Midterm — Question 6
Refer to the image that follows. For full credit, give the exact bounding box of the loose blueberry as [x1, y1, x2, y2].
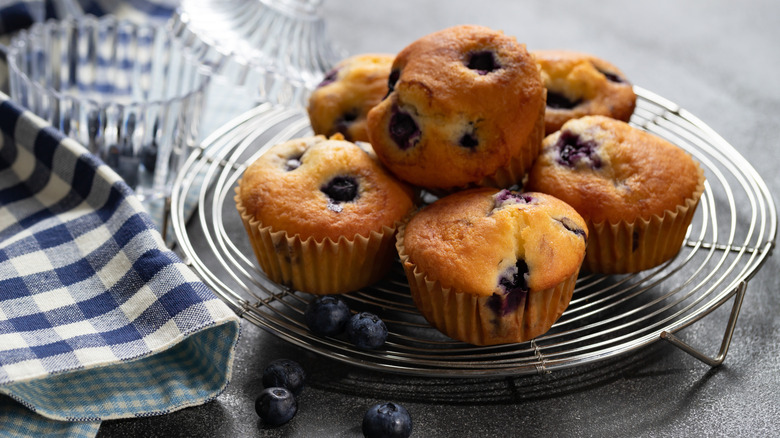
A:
[389, 108, 421, 150]
[555, 130, 601, 169]
[362, 402, 413, 438]
[466, 50, 499, 75]
[489, 259, 529, 316]
[317, 67, 339, 88]
[255, 387, 297, 427]
[556, 217, 587, 241]
[546, 90, 582, 110]
[321, 175, 359, 203]
[262, 359, 306, 397]
[305, 295, 351, 336]
[346, 312, 388, 350]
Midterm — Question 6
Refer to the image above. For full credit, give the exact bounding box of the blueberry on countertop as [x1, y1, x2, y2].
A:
[305, 295, 352, 337]
[262, 359, 306, 397]
[255, 387, 297, 427]
[362, 402, 413, 438]
[346, 312, 388, 350]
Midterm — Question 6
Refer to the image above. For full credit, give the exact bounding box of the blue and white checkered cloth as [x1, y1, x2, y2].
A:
[0, 84, 240, 437]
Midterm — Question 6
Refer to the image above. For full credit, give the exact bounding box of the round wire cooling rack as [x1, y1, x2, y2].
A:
[170, 86, 777, 377]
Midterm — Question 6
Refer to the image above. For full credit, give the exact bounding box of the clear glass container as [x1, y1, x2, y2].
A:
[171, 0, 345, 109]
[6, 15, 212, 222]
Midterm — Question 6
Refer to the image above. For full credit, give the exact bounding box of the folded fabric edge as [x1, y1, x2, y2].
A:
[0, 394, 101, 438]
[1, 317, 241, 422]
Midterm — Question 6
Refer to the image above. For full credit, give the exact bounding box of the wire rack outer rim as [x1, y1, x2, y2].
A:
[170, 86, 778, 378]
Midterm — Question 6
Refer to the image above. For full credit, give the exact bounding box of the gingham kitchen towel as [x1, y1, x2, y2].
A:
[0, 88, 240, 438]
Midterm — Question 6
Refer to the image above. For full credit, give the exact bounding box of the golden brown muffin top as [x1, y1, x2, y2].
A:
[532, 50, 636, 134]
[526, 116, 705, 224]
[366, 25, 545, 189]
[307, 53, 394, 142]
[401, 188, 587, 296]
[238, 135, 416, 242]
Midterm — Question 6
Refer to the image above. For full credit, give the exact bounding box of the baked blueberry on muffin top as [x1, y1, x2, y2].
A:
[397, 188, 588, 345]
[308, 54, 395, 142]
[532, 50, 636, 135]
[367, 25, 546, 191]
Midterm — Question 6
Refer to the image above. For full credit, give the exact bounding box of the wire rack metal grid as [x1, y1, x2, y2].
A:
[170, 86, 777, 377]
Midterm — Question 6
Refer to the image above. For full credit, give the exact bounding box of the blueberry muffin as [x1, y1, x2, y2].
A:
[525, 116, 705, 273]
[236, 135, 417, 294]
[307, 53, 395, 142]
[366, 25, 546, 191]
[397, 188, 588, 345]
[532, 50, 636, 135]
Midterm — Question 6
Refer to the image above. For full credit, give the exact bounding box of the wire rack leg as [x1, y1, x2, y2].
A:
[660, 281, 747, 367]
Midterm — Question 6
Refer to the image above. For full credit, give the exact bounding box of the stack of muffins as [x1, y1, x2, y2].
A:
[236, 25, 705, 346]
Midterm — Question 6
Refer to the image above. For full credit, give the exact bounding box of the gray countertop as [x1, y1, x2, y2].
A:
[98, 1, 780, 436]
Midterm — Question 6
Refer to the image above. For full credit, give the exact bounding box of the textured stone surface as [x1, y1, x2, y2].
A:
[97, 1, 780, 436]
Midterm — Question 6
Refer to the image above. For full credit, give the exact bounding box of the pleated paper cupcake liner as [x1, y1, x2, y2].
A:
[584, 166, 706, 274]
[396, 219, 578, 346]
[236, 191, 399, 295]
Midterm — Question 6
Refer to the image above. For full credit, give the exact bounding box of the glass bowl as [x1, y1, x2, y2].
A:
[170, 0, 345, 109]
[6, 14, 212, 225]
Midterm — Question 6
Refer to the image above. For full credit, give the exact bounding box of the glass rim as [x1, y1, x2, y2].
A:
[6, 14, 214, 110]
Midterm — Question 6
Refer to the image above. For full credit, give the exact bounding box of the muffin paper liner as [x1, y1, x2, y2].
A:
[396, 218, 578, 346]
[236, 189, 399, 295]
[584, 165, 706, 273]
